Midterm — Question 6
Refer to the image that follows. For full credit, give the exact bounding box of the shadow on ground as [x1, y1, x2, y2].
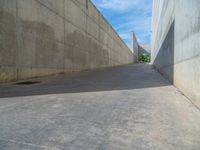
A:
[152, 21, 175, 83]
[0, 63, 170, 98]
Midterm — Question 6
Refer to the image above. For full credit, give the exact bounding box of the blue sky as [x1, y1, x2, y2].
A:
[91, 0, 152, 48]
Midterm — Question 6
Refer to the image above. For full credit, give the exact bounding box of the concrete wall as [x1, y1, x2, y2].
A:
[151, 0, 200, 108]
[131, 32, 138, 61]
[0, 0, 134, 82]
[138, 45, 151, 55]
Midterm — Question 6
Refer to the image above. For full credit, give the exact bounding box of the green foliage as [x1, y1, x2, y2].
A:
[139, 54, 151, 62]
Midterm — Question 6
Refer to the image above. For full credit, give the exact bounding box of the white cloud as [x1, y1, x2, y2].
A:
[93, 0, 140, 11]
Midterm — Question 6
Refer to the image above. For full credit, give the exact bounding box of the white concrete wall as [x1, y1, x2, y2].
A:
[0, 0, 135, 82]
[151, 0, 200, 108]
[131, 32, 138, 61]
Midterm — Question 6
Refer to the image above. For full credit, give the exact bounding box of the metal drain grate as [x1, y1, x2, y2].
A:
[14, 81, 40, 85]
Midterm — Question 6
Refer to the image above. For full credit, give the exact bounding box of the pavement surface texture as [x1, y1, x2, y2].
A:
[0, 63, 200, 150]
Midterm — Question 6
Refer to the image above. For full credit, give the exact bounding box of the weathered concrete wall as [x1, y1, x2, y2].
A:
[151, 0, 200, 108]
[0, 0, 134, 82]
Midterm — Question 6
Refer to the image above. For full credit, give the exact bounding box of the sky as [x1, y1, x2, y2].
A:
[91, 0, 152, 48]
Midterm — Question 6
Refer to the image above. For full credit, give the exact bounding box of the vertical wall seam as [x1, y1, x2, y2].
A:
[63, 0, 66, 71]
[16, 0, 19, 80]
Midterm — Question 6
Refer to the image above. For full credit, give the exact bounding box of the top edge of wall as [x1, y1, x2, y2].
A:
[89, 0, 134, 55]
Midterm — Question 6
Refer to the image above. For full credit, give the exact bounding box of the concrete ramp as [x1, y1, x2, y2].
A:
[0, 63, 200, 149]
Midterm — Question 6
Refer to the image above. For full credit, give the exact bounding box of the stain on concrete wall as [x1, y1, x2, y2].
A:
[151, 0, 200, 108]
[0, 0, 134, 82]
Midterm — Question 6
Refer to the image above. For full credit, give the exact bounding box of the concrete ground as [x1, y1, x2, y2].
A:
[0, 63, 200, 150]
